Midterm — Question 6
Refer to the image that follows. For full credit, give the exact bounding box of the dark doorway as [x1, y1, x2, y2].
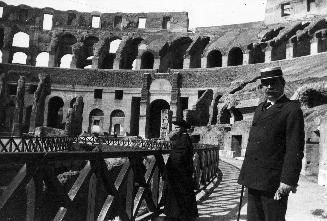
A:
[231, 135, 242, 157]
[148, 99, 170, 138]
[47, 96, 64, 128]
[228, 47, 243, 66]
[140, 51, 154, 69]
[207, 50, 222, 68]
[130, 97, 141, 136]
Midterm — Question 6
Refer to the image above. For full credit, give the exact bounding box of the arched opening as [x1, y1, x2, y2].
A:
[159, 37, 192, 72]
[318, 37, 327, 53]
[140, 51, 154, 69]
[189, 37, 210, 68]
[271, 43, 286, 61]
[35, 52, 49, 67]
[56, 33, 77, 67]
[293, 38, 310, 58]
[99, 38, 122, 69]
[110, 109, 125, 136]
[12, 32, 29, 48]
[249, 47, 265, 64]
[47, 96, 64, 129]
[77, 36, 99, 69]
[12, 52, 27, 64]
[228, 47, 243, 66]
[207, 50, 222, 68]
[148, 99, 170, 138]
[119, 37, 143, 69]
[89, 108, 104, 134]
[60, 54, 73, 68]
[0, 28, 4, 49]
[23, 105, 32, 133]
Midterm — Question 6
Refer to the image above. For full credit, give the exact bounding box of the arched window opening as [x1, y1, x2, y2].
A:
[119, 38, 143, 69]
[12, 32, 29, 48]
[110, 109, 125, 136]
[47, 96, 64, 129]
[89, 108, 104, 134]
[271, 43, 286, 61]
[228, 47, 243, 66]
[36, 52, 49, 67]
[148, 99, 170, 138]
[78, 36, 99, 69]
[56, 33, 77, 67]
[98, 38, 121, 69]
[12, 52, 27, 64]
[59, 54, 72, 68]
[249, 47, 265, 64]
[140, 51, 154, 69]
[43, 14, 53, 30]
[293, 38, 310, 58]
[110, 39, 121, 53]
[207, 50, 222, 68]
[189, 37, 210, 68]
[318, 37, 327, 53]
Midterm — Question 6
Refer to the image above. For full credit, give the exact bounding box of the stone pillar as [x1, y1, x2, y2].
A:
[310, 37, 318, 55]
[65, 96, 84, 137]
[138, 73, 151, 138]
[48, 53, 56, 67]
[153, 58, 160, 71]
[11, 76, 25, 136]
[286, 42, 294, 59]
[170, 72, 181, 123]
[201, 57, 207, 68]
[222, 55, 228, 67]
[134, 58, 141, 70]
[243, 51, 249, 65]
[0, 73, 9, 132]
[71, 41, 83, 69]
[29, 74, 51, 133]
[264, 46, 272, 63]
[92, 56, 99, 69]
[113, 59, 120, 70]
[1, 49, 10, 64]
[183, 57, 190, 69]
[318, 117, 327, 186]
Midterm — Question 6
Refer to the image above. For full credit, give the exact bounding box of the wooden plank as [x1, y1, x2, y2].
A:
[26, 178, 35, 221]
[87, 173, 97, 221]
[125, 169, 134, 220]
[97, 195, 114, 221]
[151, 166, 159, 208]
[53, 207, 67, 221]
[68, 161, 91, 201]
[0, 164, 27, 210]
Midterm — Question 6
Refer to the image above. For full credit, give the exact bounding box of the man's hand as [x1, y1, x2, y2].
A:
[274, 182, 297, 200]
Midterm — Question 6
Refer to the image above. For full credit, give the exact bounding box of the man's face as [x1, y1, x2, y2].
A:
[261, 77, 285, 100]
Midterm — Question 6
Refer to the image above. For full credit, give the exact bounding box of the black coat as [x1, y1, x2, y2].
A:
[238, 95, 305, 192]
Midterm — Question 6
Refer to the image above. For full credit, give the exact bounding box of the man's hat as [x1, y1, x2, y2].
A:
[172, 120, 191, 129]
[260, 67, 283, 80]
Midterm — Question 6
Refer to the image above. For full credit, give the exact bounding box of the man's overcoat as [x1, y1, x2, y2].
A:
[238, 95, 305, 192]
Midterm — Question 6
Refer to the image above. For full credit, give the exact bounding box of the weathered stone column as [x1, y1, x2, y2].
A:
[65, 96, 84, 137]
[153, 58, 160, 70]
[264, 46, 272, 63]
[29, 74, 51, 133]
[183, 56, 190, 69]
[134, 57, 141, 70]
[0, 73, 9, 132]
[138, 73, 151, 138]
[201, 57, 207, 68]
[170, 72, 181, 124]
[310, 36, 318, 55]
[286, 42, 294, 59]
[242, 50, 249, 65]
[11, 76, 25, 136]
[222, 55, 228, 67]
[71, 41, 84, 68]
[318, 117, 327, 186]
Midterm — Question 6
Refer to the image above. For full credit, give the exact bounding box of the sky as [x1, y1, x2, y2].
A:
[3, 0, 267, 28]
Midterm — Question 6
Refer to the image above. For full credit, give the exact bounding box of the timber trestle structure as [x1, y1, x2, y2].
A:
[0, 136, 220, 221]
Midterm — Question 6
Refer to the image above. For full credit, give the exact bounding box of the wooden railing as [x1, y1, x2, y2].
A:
[0, 143, 219, 221]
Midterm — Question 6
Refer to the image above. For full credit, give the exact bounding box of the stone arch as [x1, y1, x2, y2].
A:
[119, 37, 143, 69]
[148, 99, 170, 138]
[149, 79, 172, 92]
[89, 108, 104, 134]
[159, 37, 193, 72]
[249, 46, 265, 64]
[98, 37, 122, 69]
[271, 42, 286, 61]
[56, 33, 77, 67]
[230, 107, 243, 124]
[228, 47, 243, 66]
[140, 51, 154, 69]
[12, 32, 29, 48]
[207, 50, 222, 68]
[35, 52, 49, 67]
[318, 37, 327, 53]
[189, 37, 210, 68]
[60, 54, 72, 68]
[110, 109, 125, 135]
[47, 96, 64, 129]
[12, 52, 27, 64]
[77, 35, 99, 69]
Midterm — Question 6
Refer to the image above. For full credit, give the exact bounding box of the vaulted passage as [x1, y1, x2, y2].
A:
[207, 50, 222, 68]
[110, 109, 125, 136]
[249, 46, 265, 64]
[89, 108, 104, 134]
[99, 38, 121, 69]
[293, 38, 310, 57]
[140, 51, 154, 69]
[228, 47, 243, 66]
[189, 37, 210, 68]
[119, 38, 143, 69]
[56, 33, 77, 67]
[77, 36, 99, 69]
[271, 42, 286, 61]
[318, 37, 327, 53]
[148, 99, 170, 138]
[47, 96, 64, 129]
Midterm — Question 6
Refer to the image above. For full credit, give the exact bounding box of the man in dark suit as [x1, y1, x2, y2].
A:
[238, 67, 305, 221]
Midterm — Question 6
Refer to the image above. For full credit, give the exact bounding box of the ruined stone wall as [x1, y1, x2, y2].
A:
[265, 0, 327, 24]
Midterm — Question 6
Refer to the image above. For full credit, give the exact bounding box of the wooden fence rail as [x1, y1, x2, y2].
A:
[0, 144, 219, 221]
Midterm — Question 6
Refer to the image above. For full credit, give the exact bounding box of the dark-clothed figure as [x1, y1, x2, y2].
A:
[238, 67, 305, 221]
[164, 120, 198, 221]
